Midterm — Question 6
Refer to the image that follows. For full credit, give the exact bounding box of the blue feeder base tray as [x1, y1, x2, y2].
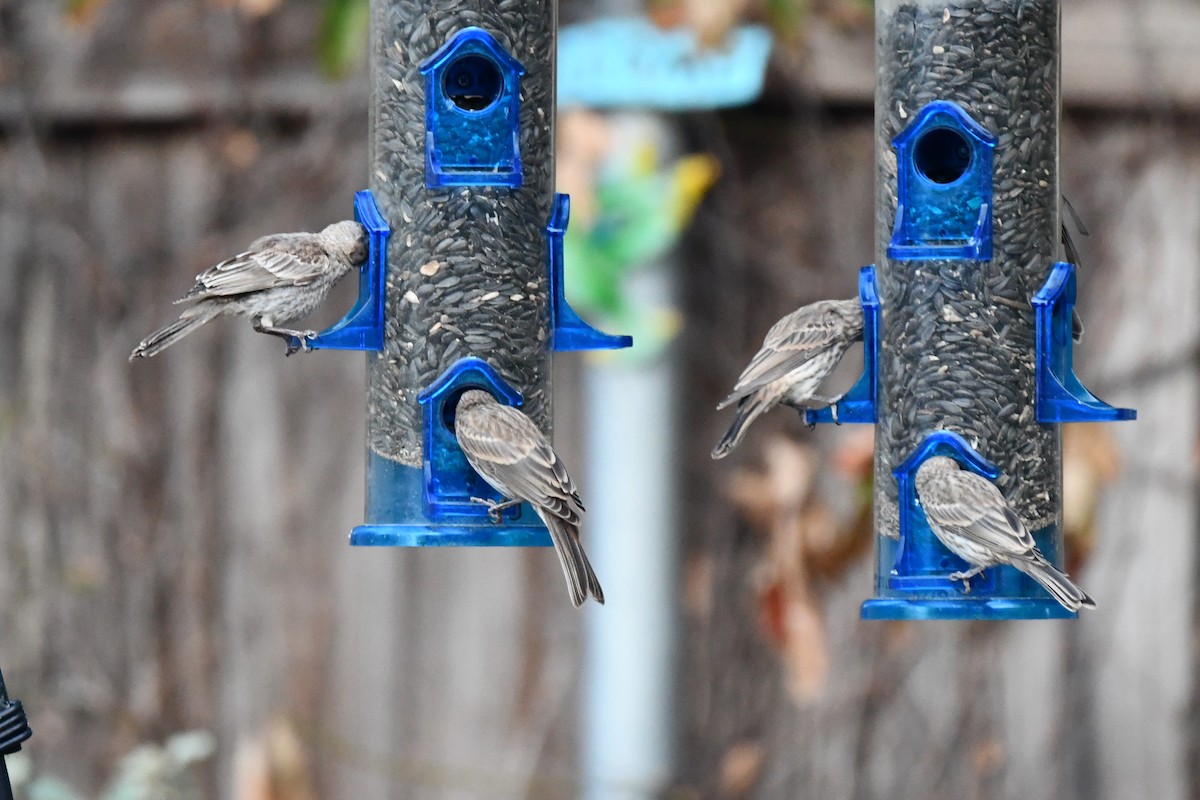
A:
[351, 523, 552, 547]
[861, 597, 1076, 620]
[352, 452, 552, 547]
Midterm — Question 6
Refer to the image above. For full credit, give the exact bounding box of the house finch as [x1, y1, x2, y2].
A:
[453, 389, 604, 607]
[915, 455, 1096, 612]
[712, 298, 863, 459]
[1062, 195, 1088, 342]
[130, 220, 368, 360]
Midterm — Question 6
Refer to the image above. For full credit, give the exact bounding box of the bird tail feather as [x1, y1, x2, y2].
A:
[129, 302, 225, 360]
[1013, 558, 1096, 612]
[711, 393, 770, 460]
[542, 513, 604, 607]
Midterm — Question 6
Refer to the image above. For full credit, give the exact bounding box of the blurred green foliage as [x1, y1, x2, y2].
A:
[565, 144, 718, 362]
[319, 0, 370, 78]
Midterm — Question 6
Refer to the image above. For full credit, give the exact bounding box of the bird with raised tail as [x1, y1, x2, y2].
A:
[915, 455, 1096, 612]
[712, 297, 863, 459]
[130, 220, 368, 360]
[453, 389, 604, 607]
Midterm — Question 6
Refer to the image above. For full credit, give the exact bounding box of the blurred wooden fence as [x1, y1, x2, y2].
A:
[0, 1, 1196, 799]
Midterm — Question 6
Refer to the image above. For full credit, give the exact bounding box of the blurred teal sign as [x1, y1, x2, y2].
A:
[559, 18, 773, 110]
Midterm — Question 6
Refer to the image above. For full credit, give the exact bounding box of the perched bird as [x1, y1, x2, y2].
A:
[1061, 195, 1088, 343]
[130, 221, 368, 360]
[915, 455, 1096, 612]
[712, 298, 863, 460]
[453, 390, 604, 607]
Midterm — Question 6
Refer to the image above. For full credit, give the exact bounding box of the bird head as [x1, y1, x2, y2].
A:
[454, 389, 497, 415]
[833, 297, 865, 332]
[323, 220, 369, 266]
[915, 455, 959, 491]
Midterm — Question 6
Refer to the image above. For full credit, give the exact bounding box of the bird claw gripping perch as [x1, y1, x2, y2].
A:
[948, 566, 986, 593]
[470, 495, 521, 523]
[283, 330, 319, 357]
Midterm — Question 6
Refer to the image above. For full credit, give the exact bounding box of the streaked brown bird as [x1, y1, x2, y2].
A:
[712, 298, 863, 460]
[915, 455, 1096, 612]
[453, 389, 604, 607]
[130, 220, 368, 360]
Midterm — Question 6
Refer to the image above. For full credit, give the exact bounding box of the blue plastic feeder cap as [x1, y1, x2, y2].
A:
[861, 430, 1076, 620]
[351, 357, 552, 547]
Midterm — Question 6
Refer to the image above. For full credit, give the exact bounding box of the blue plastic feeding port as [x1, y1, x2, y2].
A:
[547, 193, 633, 352]
[860, 430, 1074, 620]
[294, 190, 388, 353]
[805, 265, 880, 425]
[421, 27, 524, 188]
[1033, 262, 1136, 423]
[887, 101, 995, 262]
[351, 357, 552, 547]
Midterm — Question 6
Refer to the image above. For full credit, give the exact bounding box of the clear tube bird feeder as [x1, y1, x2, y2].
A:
[298, 1, 630, 547]
[808, 0, 1133, 618]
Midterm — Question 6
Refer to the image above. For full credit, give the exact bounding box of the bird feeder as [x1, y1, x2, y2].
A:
[300, 3, 628, 546]
[809, 0, 1133, 619]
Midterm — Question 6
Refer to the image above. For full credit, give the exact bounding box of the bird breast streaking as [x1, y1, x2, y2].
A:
[453, 389, 604, 607]
[915, 455, 1096, 612]
[712, 297, 863, 460]
[129, 220, 368, 360]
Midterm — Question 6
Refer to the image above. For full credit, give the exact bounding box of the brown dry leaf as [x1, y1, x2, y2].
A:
[649, 0, 753, 47]
[64, 0, 110, 27]
[683, 554, 715, 620]
[209, 0, 283, 16]
[831, 426, 875, 481]
[683, 0, 754, 47]
[971, 737, 1006, 778]
[237, 0, 283, 17]
[719, 740, 766, 798]
[797, 496, 839, 554]
[222, 129, 262, 171]
[234, 718, 317, 800]
[726, 436, 816, 526]
[647, 0, 687, 29]
[1062, 424, 1121, 569]
[778, 591, 830, 702]
[754, 513, 830, 702]
[732, 436, 832, 702]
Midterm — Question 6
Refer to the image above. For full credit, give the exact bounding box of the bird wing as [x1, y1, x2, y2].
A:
[180, 235, 329, 301]
[456, 404, 584, 524]
[719, 303, 859, 408]
[922, 471, 1036, 558]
